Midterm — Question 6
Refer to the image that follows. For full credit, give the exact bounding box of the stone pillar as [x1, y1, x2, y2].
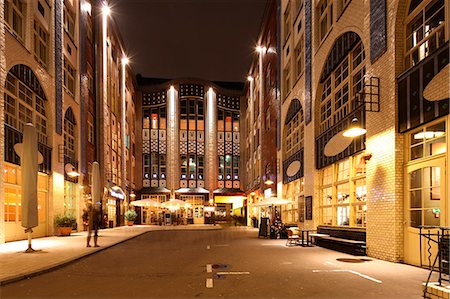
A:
[167, 86, 179, 194]
[0, 0, 6, 243]
[205, 88, 217, 194]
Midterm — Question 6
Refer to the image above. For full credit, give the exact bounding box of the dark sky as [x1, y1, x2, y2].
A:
[112, 0, 268, 83]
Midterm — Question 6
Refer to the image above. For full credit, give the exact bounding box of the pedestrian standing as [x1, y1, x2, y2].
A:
[87, 202, 101, 247]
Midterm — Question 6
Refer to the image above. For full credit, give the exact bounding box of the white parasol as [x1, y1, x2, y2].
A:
[18, 124, 40, 252]
[92, 162, 102, 206]
[130, 199, 161, 208]
[253, 197, 292, 207]
[161, 199, 190, 210]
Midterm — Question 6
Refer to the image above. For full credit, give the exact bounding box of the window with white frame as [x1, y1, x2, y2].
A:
[283, 63, 291, 96]
[319, 153, 367, 227]
[318, 0, 333, 42]
[4, 73, 48, 144]
[34, 20, 49, 68]
[284, 2, 291, 42]
[319, 40, 366, 133]
[64, 58, 76, 96]
[5, 0, 24, 40]
[405, 0, 446, 69]
[64, 5, 76, 41]
[284, 102, 304, 158]
[295, 36, 304, 79]
[64, 109, 77, 160]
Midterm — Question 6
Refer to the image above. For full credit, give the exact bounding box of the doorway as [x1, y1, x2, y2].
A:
[404, 158, 447, 266]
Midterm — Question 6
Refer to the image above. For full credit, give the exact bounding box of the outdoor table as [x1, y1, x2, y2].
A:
[301, 229, 316, 247]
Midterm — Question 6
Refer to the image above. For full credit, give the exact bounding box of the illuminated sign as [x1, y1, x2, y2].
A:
[110, 190, 125, 200]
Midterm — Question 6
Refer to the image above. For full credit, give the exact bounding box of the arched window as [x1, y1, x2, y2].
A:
[405, 0, 446, 69]
[319, 33, 366, 134]
[64, 108, 77, 159]
[284, 99, 304, 158]
[4, 66, 48, 145]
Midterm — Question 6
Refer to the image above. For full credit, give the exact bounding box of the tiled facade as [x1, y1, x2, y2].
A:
[242, 0, 450, 265]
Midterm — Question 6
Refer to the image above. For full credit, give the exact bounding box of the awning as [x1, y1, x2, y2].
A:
[174, 187, 210, 195]
[140, 187, 171, 194]
[213, 188, 245, 196]
[109, 185, 125, 200]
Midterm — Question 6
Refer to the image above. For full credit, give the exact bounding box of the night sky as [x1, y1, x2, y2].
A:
[112, 0, 268, 83]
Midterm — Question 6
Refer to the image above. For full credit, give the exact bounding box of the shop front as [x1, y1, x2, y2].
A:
[175, 188, 209, 224]
[106, 186, 126, 227]
[213, 188, 245, 225]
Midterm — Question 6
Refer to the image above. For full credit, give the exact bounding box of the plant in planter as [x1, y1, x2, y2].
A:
[124, 210, 138, 226]
[55, 213, 77, 236]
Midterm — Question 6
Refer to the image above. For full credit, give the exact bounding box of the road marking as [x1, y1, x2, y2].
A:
[206, 264, 212, 273]
[282, 262, 293, 265]
[325, 261, 336, 266]
[206, 245, 210, 250]
[261, 244, 286, 247]
[206, 278, 213, 288]
[213, 244, 230, 247]
[216, 271, 250, 275]
[312, 269, 382, 284]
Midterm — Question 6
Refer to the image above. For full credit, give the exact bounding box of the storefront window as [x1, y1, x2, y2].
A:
[4, 164, 48, 224]
[64, 181, 77, 215]
[319, 155, 367, 227]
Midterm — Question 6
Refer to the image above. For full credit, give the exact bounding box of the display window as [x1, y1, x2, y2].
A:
[319, 153, 367, 227]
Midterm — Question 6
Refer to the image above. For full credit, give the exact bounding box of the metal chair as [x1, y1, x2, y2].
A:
[286, 228, 301, 246]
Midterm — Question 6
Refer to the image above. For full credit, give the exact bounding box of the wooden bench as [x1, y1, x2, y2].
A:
[310, 226, 366, 256]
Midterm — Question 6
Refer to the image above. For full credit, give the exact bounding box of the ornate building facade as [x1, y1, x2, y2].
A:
[135, 78, 245, 224]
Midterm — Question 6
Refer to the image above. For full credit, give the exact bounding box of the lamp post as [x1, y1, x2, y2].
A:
[121, 56, 128, 204]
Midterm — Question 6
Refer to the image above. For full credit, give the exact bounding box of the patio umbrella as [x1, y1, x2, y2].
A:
[92, 162, 102, 207]
[253, 197, 292, 207]
[130, 199, 161, 208]
[161, 199, 190, 210]
[20, 123, 39, 252]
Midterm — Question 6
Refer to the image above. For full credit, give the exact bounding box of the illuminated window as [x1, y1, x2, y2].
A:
[64, 108, 77, 160]
[405, 0, 446, 69]
[319, 155, 367, 227]
[319, 40, 366, 133]
[410, 121, 446, 160]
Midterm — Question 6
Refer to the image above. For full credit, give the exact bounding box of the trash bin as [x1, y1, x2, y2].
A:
[109, 220, 114, 228]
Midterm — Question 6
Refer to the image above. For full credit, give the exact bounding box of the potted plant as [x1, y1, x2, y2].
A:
[55, 213, 77, 236]
[124, 210, 138, 226]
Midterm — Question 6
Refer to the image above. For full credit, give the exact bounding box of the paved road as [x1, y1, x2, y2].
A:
[1, 227, 428, 298]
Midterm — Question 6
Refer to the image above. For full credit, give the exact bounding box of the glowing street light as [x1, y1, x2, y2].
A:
[343, 118, 367, 138]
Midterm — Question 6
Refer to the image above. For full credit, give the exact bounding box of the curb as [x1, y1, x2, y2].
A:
[0, 225, 223, 286]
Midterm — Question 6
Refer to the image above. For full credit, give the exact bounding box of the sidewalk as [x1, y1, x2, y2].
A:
[0, 224, 221, 285]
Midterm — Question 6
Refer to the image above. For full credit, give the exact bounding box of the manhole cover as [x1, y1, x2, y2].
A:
[336, 258, 371, 263]
[212, 264, 230, 270]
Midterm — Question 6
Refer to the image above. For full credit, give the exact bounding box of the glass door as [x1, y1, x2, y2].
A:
[404, 158, 446, 266]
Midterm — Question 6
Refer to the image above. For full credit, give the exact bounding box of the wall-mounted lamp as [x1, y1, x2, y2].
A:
[250, 192, 256, 196]
[129, 193, 136, 198]
[65, 163, 80, 177]
[256, 45, 267, 53]
[413, 131, 445, 140]
[343, 118, 367, 138]
[264, 179, 274, 185]
[247, 76, 254, 82]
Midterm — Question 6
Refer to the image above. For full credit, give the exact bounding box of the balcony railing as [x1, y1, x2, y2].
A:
[4, 124, 52, 174]
[419, 226, 450, 297]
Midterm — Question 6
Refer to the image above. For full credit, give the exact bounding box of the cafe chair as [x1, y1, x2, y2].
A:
[286, 228, 301, 246]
